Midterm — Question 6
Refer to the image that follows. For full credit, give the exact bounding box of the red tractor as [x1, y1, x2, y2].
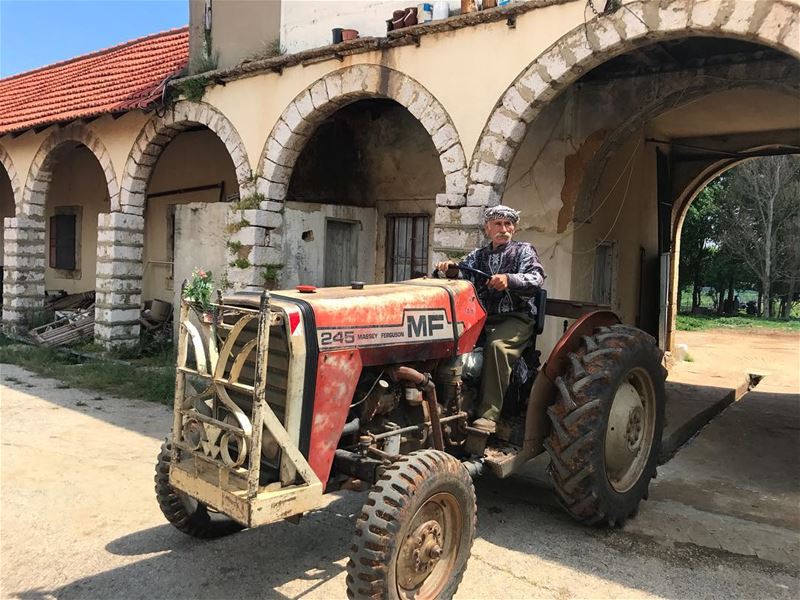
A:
[156, 277, 665, 599]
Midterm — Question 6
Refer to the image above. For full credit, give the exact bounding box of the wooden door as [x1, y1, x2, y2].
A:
[325, 220, 358, 286]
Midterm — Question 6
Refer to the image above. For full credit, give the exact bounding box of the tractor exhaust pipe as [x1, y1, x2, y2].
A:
[388, 366, 445, 451]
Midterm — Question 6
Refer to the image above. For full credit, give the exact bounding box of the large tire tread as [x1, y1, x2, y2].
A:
[155, 439, 244, 539]
[545, 324, 666, 527]
[346, 450, 475, 600]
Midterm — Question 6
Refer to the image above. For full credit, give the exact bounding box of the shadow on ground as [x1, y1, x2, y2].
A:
[15, 479, 798, 600]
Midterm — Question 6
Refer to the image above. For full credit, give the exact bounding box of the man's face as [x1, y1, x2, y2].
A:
[484, 218, 515, 247]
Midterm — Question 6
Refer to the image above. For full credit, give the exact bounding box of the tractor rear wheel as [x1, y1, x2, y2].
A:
[155, 439, 244, 539]
[346, 450, 476, 600]
[544, 324, 666, 526]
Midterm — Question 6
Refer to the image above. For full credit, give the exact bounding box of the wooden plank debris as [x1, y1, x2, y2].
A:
[29, 304, 95, 347]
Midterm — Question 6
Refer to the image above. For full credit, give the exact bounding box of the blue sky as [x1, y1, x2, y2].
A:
[0, 0, 189, 78]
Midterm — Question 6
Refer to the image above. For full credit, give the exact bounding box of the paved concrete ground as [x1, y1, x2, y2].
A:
[624, 328, 800, 570]
[1, 326, 798, 599]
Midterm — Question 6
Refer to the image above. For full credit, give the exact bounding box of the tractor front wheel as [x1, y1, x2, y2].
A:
[154, 439, 244, 539]
[544, 324, 666, 526]
[346, 450, 476, 600]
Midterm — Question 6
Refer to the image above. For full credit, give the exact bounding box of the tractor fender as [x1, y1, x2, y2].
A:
[522, 310, 621, 455]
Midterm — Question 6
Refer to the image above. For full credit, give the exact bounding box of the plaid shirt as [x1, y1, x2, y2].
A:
[458, 240, 545, 316]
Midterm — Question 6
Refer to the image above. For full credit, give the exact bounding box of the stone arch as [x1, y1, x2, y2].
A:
[258, 64, 468, 204]
[95, 101, 253, 347]
[21, 122, 119, 218]
[0, 144, 21, 206]
[3, 123, 119, 330]
[119, 100, 253, 214]
[467, 0, 800, 208]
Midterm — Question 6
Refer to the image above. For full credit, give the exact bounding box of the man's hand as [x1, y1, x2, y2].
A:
[436, 261, 458, 278]
[487, 274, 509, 290]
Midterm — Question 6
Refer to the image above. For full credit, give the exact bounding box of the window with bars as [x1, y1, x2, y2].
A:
[386, 215, 429, 282]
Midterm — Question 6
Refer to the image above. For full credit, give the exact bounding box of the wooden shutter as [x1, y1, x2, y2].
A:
[49, 214, 77, 270]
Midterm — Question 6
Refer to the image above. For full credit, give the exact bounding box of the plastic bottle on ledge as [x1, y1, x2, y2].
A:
[432, 1, 449, 20]
[418, 3, 433, 22]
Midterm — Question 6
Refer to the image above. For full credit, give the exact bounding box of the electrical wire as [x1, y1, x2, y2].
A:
[532, 135, 643, 261]
[349, 369, 385, 409]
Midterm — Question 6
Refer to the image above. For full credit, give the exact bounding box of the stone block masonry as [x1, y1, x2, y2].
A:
[94, 212, 145, 349]
[2, 217, 46, 332]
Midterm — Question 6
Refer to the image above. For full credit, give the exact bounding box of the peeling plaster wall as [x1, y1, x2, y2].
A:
[499, 56, 798, 353]
[500, 83, 659, 354]
[44, 147, 109, 294]
[569, 132, 657, 319]
[288, 102, 443, 204]
[283, 201, 377, 286]
[142, 130, 238, 303]
[501, 91, 580, 357]
[173, 203, 230, 309]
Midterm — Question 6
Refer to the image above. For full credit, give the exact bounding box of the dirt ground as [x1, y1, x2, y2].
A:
[1, 327, 798, 599]
[671, 328, 800, 394]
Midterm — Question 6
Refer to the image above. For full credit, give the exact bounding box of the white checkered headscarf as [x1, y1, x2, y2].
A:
[483, 205, 520, 224]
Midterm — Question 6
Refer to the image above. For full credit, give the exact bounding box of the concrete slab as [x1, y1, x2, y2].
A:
[660, 378, 749, 462]
[625, 388, 800, 567]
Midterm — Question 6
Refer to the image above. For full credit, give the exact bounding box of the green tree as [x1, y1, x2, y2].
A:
[716, 156, 800, 318]
[679, 181, 723, 312]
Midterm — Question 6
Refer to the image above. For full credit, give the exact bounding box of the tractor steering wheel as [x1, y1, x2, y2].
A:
[455, 265, 490, 280]
[433, 264, 490, 280]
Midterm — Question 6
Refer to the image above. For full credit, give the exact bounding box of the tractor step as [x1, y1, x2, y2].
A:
[483, 445, 535, 478]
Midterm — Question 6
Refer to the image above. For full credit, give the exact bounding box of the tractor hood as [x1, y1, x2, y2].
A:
[224, 278, 486, 363]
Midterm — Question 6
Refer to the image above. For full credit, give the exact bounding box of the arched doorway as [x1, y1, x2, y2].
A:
[258, 65, 468, 288]
[467, 0, 799, 352]
[3, 125, 118, 331]
[0, 146, 18, 310]
[282, 98, 444, 286]
[104, 101, 252, 348]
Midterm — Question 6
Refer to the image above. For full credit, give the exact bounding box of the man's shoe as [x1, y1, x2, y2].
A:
[472, 418, 496, 434]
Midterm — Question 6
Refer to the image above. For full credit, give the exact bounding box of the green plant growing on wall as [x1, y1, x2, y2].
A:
[190, 27, 219, 73]
[230, 257, 251, 269]
[220, 270, 231, 291]
[262, 263, 283, 286]
[246, 38, 286, 62]
[224, 218, 251, 235]
[190, 51, 218, 74]
[231, 192, 264, 211]
[226, 240, 243, 255]
[174, 76, 210, 102]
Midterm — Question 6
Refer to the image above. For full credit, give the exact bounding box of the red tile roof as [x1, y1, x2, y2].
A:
[0, 27, 189, 135]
